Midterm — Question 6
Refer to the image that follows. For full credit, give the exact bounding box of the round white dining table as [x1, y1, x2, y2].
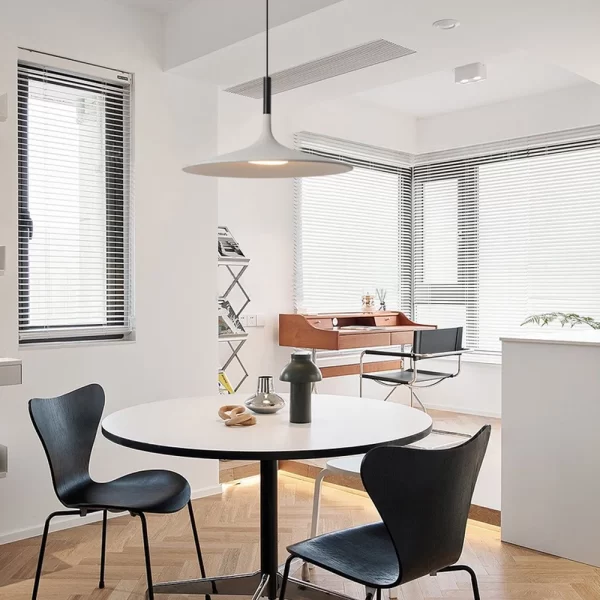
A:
[102, 393, 432, 600]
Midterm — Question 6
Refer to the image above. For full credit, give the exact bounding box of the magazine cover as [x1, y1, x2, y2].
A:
[218, 370, 234, 394]
[218, 226, 246, 261]
[218, 297, 246, 337]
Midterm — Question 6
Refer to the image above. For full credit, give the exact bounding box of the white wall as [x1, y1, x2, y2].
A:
[0, 0, 219, 543]
[417, 83, 600, 154]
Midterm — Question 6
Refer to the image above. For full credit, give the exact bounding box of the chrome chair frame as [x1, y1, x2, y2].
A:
[359, 346, 470, 439]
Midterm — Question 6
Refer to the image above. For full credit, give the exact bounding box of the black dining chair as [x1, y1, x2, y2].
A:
[29, 383, 208, 600]
[280, 426, 491, 600]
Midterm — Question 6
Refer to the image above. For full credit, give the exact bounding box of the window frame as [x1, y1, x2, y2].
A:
[17, 60, 132, 344]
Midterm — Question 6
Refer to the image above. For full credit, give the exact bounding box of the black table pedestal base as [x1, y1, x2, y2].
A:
[153, 570, 358, 600]
[153, 460, 357, 600]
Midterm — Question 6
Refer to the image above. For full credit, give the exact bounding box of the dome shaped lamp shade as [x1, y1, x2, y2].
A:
[183, 1, 352, 179]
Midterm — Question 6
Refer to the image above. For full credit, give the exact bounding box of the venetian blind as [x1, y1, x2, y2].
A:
[413, 127, 600, 354]
[294, 132, 412, 315]
[17, 50, 133, 342]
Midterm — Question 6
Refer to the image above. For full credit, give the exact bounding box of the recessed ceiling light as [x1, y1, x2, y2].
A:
[433, 18, 460, 30]
[455, 62, 487, 84]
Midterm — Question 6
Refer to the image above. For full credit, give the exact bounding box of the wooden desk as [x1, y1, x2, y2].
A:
[279, 312, 435, 377]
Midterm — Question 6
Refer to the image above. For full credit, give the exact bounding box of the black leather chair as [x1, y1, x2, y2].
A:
[280, 426, 491, 600]
[360, 326, 470, 440]
[29, 383, 208, 600]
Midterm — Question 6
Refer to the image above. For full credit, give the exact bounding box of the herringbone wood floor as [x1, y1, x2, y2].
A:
[1, 473, 598, 600]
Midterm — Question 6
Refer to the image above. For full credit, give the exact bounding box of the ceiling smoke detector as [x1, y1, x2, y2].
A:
[455, 62, 487, 84]
[433, 19, 460, 30]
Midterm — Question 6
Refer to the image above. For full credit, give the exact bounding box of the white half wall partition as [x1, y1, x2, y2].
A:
[502, 330, 600, 566]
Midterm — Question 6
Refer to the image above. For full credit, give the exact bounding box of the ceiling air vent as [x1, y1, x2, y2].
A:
[225, 39, 415, 99]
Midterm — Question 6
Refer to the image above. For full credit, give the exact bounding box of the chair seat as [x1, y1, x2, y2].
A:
[288, 522, 399, 587]
[362, 368, 453, 385]
[63, 469, 191, 514]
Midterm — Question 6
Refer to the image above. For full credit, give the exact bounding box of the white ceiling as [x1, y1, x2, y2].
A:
[356, 52, 590, 117]
[115, 0, 191, 14]
[165, 0, 600, 117]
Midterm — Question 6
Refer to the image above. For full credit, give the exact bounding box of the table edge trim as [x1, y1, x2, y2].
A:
[101, 423, 433, 461]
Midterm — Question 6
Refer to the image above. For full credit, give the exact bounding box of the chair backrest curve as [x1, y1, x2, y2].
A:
[361, 426, 491, 585]
[29, 383, 105, 504]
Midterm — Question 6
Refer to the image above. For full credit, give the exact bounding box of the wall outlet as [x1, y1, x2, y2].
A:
[239, 314, 248, 327]
[0, 94, 7, 123]
[256, 313, 265, 327]
[0, 445, 7, 478]
[247, 314, 257, 327]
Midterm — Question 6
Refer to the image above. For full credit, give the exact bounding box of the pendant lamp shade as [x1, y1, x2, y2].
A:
[183, 116, 352, 178]
[183, 1, 353, 179]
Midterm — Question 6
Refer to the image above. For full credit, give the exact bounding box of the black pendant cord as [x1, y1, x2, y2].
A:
[263, 0, 272, 115]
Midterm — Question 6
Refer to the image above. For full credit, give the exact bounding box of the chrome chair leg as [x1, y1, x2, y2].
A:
[304, 468, 329, 578]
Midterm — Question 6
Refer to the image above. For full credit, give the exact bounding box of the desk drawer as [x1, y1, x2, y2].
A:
[0, 364, 22, 386]
[307, 318, 333, 330]
[391, 331, 413, 346]
[339, 332, 391, 349]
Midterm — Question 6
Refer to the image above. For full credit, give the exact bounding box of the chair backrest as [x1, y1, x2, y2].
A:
[361, 425, 490, 585]
[412, 327, 463, 360]
[29, 383, 105, 504]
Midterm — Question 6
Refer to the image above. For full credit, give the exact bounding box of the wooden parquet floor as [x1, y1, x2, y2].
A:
[0, 473, 599, 600]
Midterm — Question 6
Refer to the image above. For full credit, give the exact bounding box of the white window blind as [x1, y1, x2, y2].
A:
[414, 128, 600, 354]
[294, 133, 412, 315]
[18, 51, 133, 343]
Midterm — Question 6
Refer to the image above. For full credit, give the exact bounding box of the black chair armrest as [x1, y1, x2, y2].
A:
[362, 349, 415, 358]
[412, 349, 471, 359]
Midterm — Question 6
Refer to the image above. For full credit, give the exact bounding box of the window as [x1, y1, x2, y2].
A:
[296, 128, 600, 357]
[18, 52, 133, 343]
[294, 133, 412, 315]
[414, 135, 600, 354]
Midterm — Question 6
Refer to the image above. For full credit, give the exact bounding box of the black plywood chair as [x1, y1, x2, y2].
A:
[29, 383, 208, 600]
[280, 426, 491, 600]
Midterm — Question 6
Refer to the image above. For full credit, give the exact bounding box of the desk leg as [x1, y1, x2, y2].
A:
[261, 459, 279, 600]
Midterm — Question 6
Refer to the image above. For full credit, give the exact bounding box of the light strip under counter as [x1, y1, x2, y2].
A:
[0, 358, 22, 387]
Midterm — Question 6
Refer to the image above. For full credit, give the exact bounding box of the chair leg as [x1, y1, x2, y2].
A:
[32, 510, 80, 600]
[310, 469, 328, 538]
[279, 554, 294, 600]
[99, 510, 108, 588]
[136, 512, 154, 600]
[438, 565, 480, 600]
[304, 468, 329, 578]
[187, 501, 207, 578]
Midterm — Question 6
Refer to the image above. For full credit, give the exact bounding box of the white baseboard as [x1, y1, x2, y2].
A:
[424, 402, 501, 419]
[0, 483, 223, 546]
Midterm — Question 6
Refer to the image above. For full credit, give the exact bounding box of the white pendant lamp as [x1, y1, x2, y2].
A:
[183, 0, 352, 179]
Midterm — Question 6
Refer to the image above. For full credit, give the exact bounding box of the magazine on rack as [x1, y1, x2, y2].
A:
[218, 297, 246, 338]
[218, 226, 246, 261]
